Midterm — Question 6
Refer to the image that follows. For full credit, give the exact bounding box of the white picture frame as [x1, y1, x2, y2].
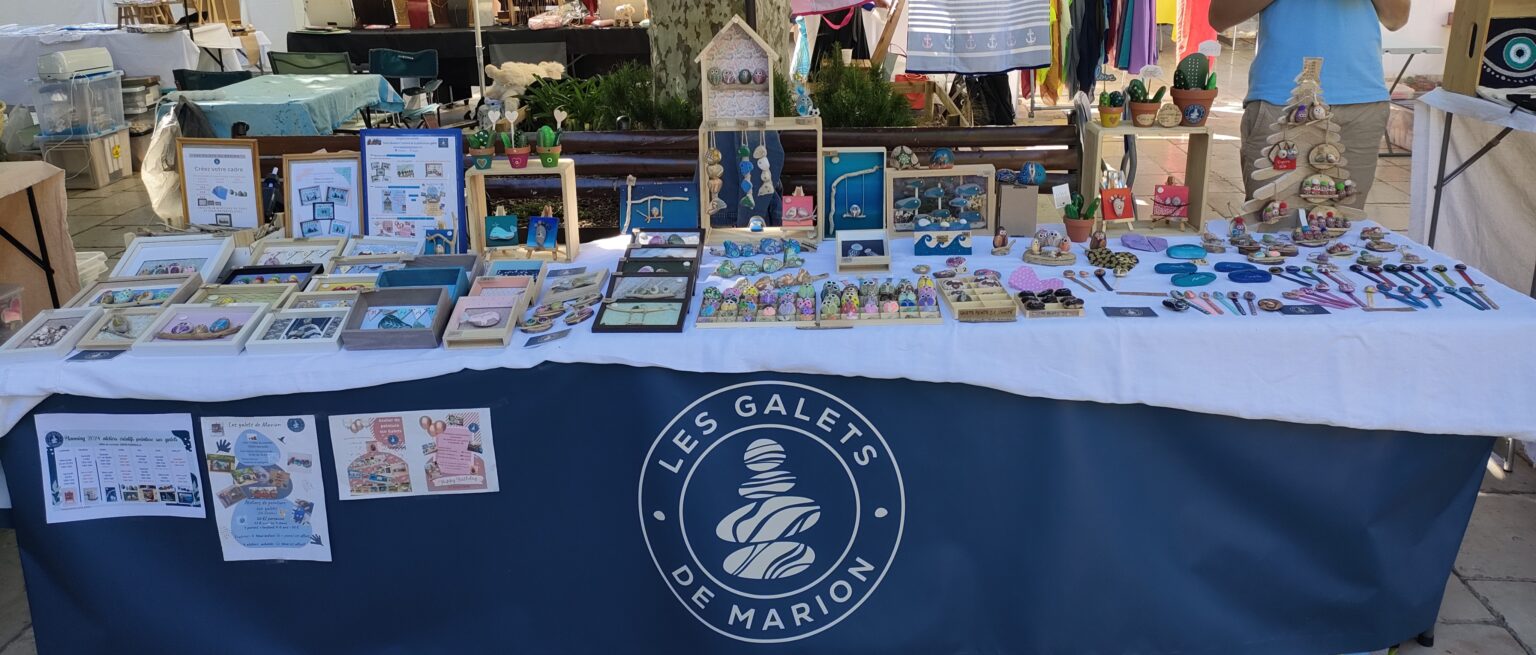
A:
[75, 307, 166, 351]
[283, 152, 363, 238]
[0, 307, 102, 362]
[342, 236, 424, 257]
[133, 303, 268, 356]
[246, 308, 350, 354]
[65, 273, 203, 309]
[189, 283, 299, 308]
[249, 237, 346, 266]
[112, 234, 236, 282]
[282, 290, 362, 310]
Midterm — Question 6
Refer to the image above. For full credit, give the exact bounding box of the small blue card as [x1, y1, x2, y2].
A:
[1279, 304, 1330, 315]
[67, 350, 126, 362]
[1101, 307, 1158, 318]
[524, 329, 572, 348]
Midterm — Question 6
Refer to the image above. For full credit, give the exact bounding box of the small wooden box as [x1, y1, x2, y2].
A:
[938, 277, 1018, 322]
[341, 287, 452, 350]
[376, 267, 471, 299]
[1443, 0, 1536, 96]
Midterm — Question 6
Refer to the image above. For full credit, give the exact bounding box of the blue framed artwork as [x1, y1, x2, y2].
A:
[821, 147, 887, 236]
[705, 130, 786, 229]
[622, 182, 700, 233]
[359, 129, 468, 252]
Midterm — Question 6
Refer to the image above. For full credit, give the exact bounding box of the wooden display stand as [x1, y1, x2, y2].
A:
[699, 118, 824, 245]
[466, 158, 581, 262]
[1079, 121, 1212, 229]
[0, 162, 81, 321]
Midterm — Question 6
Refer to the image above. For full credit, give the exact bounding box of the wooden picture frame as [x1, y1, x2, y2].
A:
[342, 235, 424, 257]
[190, 283, 299, 308]
[822, 147, 889, 235]
[887, 165, 997, 238]
[66, 274, 202, 309]
[112, 234, 235, 282]
[465, 159, 582, 262]
[341, 287, 452, 350]
[443, 295, 524, 349]
[133, 302, 268, 356]
[282, 290, 362, 310]
[249, 237, 346, 266]
[699, 118, 825, 245]
[834, 229, 892, 273]
[591, 300, 688, 333]
[282, 151, 363, 238]
[327, 254, 412, 274]
[305, 274, 379, 292]
[75, 307, 165, 351]
[175, 137, 263, 230]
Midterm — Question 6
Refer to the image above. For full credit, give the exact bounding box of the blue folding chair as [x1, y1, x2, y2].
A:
[367, 48, 442, 127]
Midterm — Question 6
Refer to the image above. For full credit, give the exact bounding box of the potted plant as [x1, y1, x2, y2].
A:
[1097, 91, 1125, 127]
[1063, 193, 1100, 243]
[1170, 53, 1218, 127]
[506, 131, 531, 169]
[467, 130, 494, 170]
[1127, 79, 1165, 128]
[535, 125, 562, 168]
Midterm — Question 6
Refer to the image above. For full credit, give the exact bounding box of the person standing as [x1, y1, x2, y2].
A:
[1211, 0, 1409, 223]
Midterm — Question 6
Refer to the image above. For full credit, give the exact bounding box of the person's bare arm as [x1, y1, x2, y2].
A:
[1209, 0, 1276, 32]
[1373, 0, 1410, 31]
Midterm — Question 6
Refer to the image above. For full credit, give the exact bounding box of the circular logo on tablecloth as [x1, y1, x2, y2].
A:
[639, 381, 904, 643]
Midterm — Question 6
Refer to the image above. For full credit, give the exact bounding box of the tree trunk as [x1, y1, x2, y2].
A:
[649, 0, 795, 101]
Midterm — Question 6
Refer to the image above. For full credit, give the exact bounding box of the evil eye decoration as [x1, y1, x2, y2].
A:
[1483, 23, 1536, 88]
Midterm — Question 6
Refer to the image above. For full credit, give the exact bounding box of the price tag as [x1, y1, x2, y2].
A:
[1198, 40, 1222, 58]
[1051, 184, 1072, 209]
[1139, 65, 1164, 79]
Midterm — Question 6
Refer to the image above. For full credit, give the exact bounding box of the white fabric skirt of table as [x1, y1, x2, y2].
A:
[0, 28, 198, 105]
[1409, 89, 1536, 296]
[2, 222, 1534, 443]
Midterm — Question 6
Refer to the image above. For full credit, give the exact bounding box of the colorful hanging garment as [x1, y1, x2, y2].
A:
[1177, 0, 1216, 59]
[791, 0, 864, 16]
[1127, 0, 1158, 71]
[906, 0, 1053, 74]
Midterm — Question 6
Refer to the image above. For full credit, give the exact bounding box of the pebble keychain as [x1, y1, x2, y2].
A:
[755, 125, 774, 197]
[738, 132, 756, 211]
[706, 131, 726, 214]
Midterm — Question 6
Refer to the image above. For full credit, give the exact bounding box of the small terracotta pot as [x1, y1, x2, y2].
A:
[1128, 101, 1160, 127]
[468, 147, 494, 170]
[507, 146, 531, 169]
[1170, 87, 1218, 127]
[1065, 219, 1095, 243]
[536, 145, 562, 168]
[1097, 105, 1123, 128]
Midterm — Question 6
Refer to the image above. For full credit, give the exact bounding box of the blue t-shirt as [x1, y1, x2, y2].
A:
[1247, 0, 1388, 105]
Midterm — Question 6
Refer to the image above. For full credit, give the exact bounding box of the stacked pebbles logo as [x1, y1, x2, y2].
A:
[640, 381, 904, 643]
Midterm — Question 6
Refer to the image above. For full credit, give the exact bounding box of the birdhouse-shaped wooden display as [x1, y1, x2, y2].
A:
[1443, 0, 1536, 97]
[697, 16, 777, 123]
[696, 15, 825, 245]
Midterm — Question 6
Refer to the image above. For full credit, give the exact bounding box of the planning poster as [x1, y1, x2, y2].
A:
[328, 407, 498, 501]
[360, 129, 466, 253]
[201, 416, 332, 562]
[285, 154, 362, 239]
[178, 138, 262, 229]
[34, 413, 205, 524]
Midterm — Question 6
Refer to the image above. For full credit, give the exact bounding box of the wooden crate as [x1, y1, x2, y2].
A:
[41, 129, 130, 190]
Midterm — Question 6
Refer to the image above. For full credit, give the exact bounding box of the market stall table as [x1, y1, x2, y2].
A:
[171, 74, 404, 137]
[286, 25, 651, 96]
[1, 223, 1532, 654]
[0, 25, 197, 104]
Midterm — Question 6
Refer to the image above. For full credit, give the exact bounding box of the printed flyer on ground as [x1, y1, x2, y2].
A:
[201, 416, 332, 562]
[34, 413, 205, 524]
[328, 407, 498, 501]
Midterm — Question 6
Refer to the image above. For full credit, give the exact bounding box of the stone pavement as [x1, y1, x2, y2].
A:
[1, 455, 1532, 654]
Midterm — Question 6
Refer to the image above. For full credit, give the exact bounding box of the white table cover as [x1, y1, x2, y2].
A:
[0, 27, 199, 104]
[1409, 89, 1536, 296]
[2, 223, 1535, 446]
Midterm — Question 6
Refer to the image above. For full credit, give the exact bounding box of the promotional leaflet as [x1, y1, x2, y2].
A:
[361, 129, 466, 252]
[34, 413, 205, 524]
[179, 139, 261, 229]
[201, 415, 332, 562]
[328, 407, 498, 501]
